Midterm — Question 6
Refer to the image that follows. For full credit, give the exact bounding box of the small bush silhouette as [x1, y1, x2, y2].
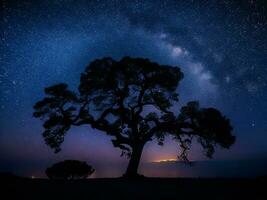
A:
[46, 160, 95, 179]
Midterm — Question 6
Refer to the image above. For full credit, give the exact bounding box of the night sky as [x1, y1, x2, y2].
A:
[1, 0, 267, 178]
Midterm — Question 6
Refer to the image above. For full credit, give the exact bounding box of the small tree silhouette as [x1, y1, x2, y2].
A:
[46, 160, 95, 179]
[34, 57, 235, 178]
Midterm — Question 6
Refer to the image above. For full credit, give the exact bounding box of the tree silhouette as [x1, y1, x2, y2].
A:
[46, 160, 95, 179]
[34, 57, 235, 178]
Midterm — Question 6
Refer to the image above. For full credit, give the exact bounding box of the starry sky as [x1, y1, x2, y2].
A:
[1, 0, 267, 178]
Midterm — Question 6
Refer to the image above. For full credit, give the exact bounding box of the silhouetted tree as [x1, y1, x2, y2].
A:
[34, 57, 235, 178]
[45, 160, 95, 179]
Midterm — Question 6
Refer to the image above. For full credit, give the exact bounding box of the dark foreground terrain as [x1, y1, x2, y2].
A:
[1, 175, 266, 200]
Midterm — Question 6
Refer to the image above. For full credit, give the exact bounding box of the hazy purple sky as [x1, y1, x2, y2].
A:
[1, 0, 267, 177]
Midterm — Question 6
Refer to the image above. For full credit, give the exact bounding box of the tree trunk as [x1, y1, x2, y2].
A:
[123, 143, 144, 178]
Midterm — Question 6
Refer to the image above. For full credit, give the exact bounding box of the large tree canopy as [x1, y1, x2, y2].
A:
[34, 57, 235, 178]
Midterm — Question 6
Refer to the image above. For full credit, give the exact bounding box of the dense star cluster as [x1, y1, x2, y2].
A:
[1, 0, 267, 177]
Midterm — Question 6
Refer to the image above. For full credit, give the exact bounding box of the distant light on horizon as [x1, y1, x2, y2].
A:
[152, 158, 178, 163]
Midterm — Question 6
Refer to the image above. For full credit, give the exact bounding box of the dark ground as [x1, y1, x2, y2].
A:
[1, 174, 266, 200]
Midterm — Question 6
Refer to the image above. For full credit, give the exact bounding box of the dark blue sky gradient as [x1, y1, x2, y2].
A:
[1, 0, 267, 177]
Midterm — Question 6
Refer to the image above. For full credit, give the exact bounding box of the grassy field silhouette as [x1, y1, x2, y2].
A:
[2, 174, 266, 200]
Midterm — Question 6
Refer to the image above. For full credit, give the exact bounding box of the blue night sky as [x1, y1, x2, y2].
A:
[1, 0, 267, 177]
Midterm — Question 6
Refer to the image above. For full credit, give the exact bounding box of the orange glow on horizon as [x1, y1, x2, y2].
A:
[152, 158, 178, 163]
